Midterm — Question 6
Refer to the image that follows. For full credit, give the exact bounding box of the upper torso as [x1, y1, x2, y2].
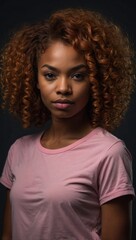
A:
[0, 127, 135, 240]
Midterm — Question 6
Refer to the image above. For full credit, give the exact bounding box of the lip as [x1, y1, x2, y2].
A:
[52, 99, 74, 110]
[53, 99, 74, 104]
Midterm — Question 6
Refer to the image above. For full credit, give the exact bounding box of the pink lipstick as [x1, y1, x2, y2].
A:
[52, 99, 74, 110]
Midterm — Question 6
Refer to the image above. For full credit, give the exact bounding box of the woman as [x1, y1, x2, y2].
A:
[0, 8, 135, 240]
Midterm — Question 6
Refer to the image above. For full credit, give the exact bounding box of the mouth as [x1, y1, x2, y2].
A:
[52, 99, 74, 110]
[53, 99, 74, 104]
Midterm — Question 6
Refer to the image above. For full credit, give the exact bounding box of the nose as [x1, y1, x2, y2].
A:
[56, 77, 72, 95]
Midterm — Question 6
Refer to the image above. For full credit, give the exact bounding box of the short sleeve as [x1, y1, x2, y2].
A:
[0, 145, 14, 189]
[99, 141, 135, 205]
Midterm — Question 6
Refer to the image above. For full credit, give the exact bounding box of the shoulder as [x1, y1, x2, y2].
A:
[94, 127, 130, 155]
[91, 128, 132, 169]
[9, 131, 43, 153]
[5, 131, 43, 167]
[94, 127, 121, 144]
[95, 129, 133, 179]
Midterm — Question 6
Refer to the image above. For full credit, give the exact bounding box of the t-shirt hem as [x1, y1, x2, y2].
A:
[100, 189, 135, 205]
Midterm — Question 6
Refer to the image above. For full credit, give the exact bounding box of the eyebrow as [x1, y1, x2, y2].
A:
[41, 64, 87, 72]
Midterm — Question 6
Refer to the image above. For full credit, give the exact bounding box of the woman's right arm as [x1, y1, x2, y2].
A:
[2, 189, 12, 240]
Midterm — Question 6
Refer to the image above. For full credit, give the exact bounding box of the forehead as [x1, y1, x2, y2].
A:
[38, 41, 86, 68]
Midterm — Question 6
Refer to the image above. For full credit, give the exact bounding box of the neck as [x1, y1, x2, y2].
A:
[47, 112, 92, 140]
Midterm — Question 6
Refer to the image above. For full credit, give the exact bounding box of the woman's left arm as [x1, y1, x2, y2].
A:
[101, 195, 132, 240]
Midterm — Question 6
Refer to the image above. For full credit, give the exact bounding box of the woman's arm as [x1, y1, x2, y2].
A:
[101, 195, 132, 240]
[1, 189, 12, 240]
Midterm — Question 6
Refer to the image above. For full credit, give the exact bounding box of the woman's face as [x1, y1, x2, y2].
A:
[37, 41, 91, 120]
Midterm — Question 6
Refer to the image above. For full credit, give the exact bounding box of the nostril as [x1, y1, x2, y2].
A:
[56, 88, 72, 95]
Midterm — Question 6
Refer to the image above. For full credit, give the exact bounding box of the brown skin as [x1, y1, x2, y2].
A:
[2, 42, 132, 239]
[37, 41, 93, 148]
[101, 196, 132, 240]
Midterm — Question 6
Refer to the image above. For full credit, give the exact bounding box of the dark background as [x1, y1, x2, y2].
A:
[0, 0, 136, 239]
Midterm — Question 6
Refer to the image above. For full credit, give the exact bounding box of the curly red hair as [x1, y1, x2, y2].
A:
[0, 8, 135, 130]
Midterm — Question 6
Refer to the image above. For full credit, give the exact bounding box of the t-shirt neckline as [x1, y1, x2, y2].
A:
[37, 127, 101, 154]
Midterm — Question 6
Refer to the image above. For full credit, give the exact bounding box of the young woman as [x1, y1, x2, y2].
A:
[0, 8, 135, 240]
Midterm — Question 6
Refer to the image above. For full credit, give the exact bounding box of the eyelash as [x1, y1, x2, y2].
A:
[71, 73, 86, 81]
[43, 72, 87, 81]
[44, 73, 56, 80]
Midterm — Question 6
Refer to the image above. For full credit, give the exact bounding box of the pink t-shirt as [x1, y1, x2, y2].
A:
[0, 127, 135, 240]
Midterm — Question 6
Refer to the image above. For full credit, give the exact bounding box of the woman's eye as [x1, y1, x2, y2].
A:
[44, 73, 56, 80]
[72, 73, 86, 81]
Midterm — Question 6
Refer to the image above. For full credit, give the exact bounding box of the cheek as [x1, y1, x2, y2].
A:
[76, 86, 90, 102]
[40, 92, 49, 105]
[38, 83, 52, 99]
[38, 87, 48, 105]
[38, 84, 55, 109]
